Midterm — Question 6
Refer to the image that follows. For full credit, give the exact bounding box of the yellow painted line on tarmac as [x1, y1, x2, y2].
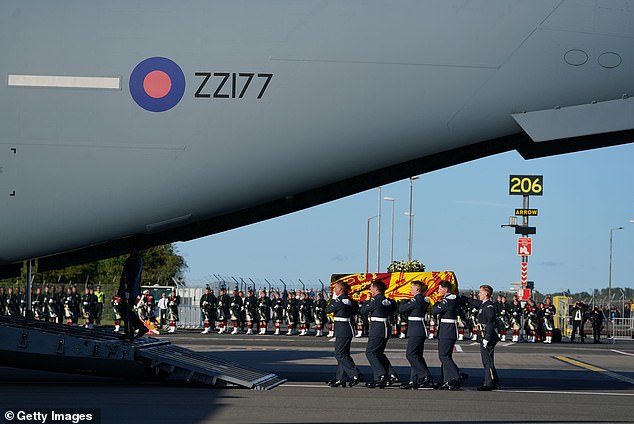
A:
[555, 356, 634, 385]
[555, 355, 606, 372]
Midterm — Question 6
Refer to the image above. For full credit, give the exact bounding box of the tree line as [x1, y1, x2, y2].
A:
[0, 244, 188, 293]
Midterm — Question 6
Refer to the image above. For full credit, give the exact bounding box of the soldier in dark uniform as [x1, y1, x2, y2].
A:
[285, 291, 299, 335]
[81, 286, 96, 328]
[63, 287, 74, 325]
[360, 280, 398, 388]
[229, 289, 243, 334]
[324, 281, 363, 387]
[167, 288, 180, 334]
[509, 295, 522, 342]
[0, 287, 6, 315]
[112, 294, 123, 332]
[216, 287, 230, 334]
[70, 286, 82, 324]
[117, 251, 148, 340]
[432, 280, 467, 390]
[200, 286, 215, 334]
[243, 289, 258, 335]
[32, 287, 46, 320]
[495, 294, 509, 342]
[42, 286, 52, 321]
[17, 287, 27, 317]
[271, 291, 285, 335]
[298, 291, 312, 336]
[542, 296, 556, 344]
[44, 286, 56, 323]
[465, 285, 501, 391]
[398, 281, 435, 389]
[524, 299, 539, 343]
[6, 287, 17, 316]
[313, 292, 327, 337]
[467, 292, 479, 340]
[257, 289, 271, 335]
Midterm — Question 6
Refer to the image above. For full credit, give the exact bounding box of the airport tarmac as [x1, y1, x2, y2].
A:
[0, 331, 633, 423]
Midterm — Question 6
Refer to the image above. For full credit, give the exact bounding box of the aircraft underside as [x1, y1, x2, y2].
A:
[1, 0, 633, 277]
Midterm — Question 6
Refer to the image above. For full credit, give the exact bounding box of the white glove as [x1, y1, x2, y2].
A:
[482, 339, 489, 348]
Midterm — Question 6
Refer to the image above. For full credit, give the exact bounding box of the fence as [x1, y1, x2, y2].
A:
[176, 304, 203, 329]
[608, 318, 634, 340]
[189, 275, 329, 296]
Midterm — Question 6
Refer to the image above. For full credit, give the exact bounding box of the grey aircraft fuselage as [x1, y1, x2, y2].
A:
[1, 0, 633, 273]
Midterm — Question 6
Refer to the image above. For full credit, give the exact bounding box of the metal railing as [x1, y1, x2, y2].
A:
[174, 305, 203, 329]
[607, 318, 634, 340]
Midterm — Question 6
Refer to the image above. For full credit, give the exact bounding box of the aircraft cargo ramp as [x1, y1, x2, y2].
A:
[0, 316, 285, 390]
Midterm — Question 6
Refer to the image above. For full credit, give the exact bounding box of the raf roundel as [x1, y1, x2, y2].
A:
[130, 57, 185, 112]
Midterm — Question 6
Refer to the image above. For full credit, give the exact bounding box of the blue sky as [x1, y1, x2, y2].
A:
[177, 143, 634, 296]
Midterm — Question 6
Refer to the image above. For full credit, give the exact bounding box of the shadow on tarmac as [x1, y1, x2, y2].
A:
[205, 349, 634, 391]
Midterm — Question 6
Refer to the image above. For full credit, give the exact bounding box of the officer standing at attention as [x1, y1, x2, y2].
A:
[398, 281, 435, 389]
[360, 280, 398, 388]
[432, 280, 467, 390]
[117, 249, 148, 341]
[324, 281, 363, 387]
[464, 284, 501, 391]
[200, 286, 215, 334]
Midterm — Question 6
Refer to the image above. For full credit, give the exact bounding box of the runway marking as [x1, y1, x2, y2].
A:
[555, 356, 634, 385]
[611, 349, 634, 357]
[469, 342, 479, 346]
[454, 345, 463, 353]
[555, 356, 605, 372]
[281, 385, 634, 397]
[502, 390, 634, 397]
[501, 342, 514, 347]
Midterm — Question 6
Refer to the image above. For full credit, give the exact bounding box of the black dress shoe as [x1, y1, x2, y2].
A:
[400, 381, 418, 390]
[349, 375, 364, 387]
[365, 381, 377, 388]
[388, 374, 400, 387]
[419, 376, 436, 388]
[477, 385, 495, 391]
[377, 375, 388, 389]
[439, 380, 461, 390]
[326, 379, 346, 387]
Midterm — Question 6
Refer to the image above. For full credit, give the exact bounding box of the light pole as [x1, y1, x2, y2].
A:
[408, 176, 419, 262]
[366, 216, 377, 273]
[383, 197, 396, 265]
[608, 227, 623, 313]
[405, 212, 415, 262]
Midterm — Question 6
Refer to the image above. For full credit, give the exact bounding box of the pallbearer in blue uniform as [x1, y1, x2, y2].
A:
[324, 281, 363, 387]
[360, 280, 399, 389]
[398, 281, 435, 389]
[432, 280, 468, 390]
[464, 284, 501, 391]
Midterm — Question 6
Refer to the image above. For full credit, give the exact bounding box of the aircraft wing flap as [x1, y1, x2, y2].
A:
[512, 97, 634, 142]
